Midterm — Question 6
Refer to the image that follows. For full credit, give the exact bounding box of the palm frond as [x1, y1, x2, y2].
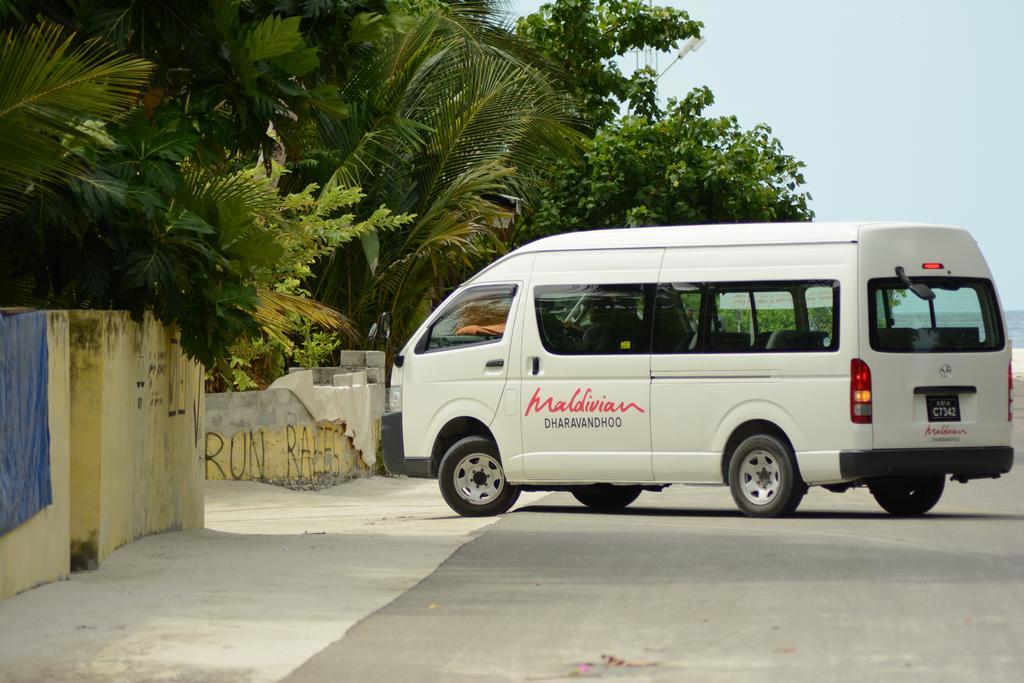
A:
[0, 22, 152, 214]
[313, 5, 588, 348]
[254, 289, 358, 347]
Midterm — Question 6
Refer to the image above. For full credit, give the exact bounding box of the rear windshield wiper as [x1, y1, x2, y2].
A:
[895, 266, 935, 301]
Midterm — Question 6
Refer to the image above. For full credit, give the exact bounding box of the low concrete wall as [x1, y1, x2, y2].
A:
[67, 312, 204, 568]
[204, 394, 364, 482]
[0, 312, 71, 600]
[205, 366, 384, 485]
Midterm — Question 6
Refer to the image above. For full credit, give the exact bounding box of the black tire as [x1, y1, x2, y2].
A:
[571, 484, 643, 510]
[438, 436, 520, 517]
[868, 477, 945, 516]
[727, 434, 805, 518]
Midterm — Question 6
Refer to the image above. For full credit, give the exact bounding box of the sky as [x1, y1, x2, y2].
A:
[506, 0, 1024, 308]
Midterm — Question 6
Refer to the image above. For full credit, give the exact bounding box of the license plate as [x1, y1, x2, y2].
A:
[927, 396, 960, 422]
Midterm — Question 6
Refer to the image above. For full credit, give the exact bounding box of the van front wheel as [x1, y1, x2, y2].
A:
[438, 436, 520, 517]
[727, 434, 805, 518]
[868, 477, 945, 515]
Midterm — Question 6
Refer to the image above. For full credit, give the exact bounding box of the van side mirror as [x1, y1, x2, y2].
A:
[380, 311, 391, 341]
[367, 322, 378, 343]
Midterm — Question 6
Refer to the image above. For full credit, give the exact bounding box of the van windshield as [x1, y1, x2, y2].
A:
[869, 277, 1004, 352]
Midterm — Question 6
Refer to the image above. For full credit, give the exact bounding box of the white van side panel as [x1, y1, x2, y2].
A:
[651, 243, 865, 485]
[421, 396, 512, 459]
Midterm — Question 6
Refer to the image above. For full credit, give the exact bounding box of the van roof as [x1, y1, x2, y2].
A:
[514, 221, 959, 254]
[466, 222, 966, 284]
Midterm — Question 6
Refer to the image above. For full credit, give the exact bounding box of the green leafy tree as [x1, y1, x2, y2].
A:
[516, 0, 702, 128]
[6, 0, 388, 163]
[0, 1, 408, 367]
[522, 88, 812, 239]
[1, 0, 582, 368]
[214, 177, 412, 390]
[515, 0, 813, 244]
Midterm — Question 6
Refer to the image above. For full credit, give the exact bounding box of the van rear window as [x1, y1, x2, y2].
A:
[868, 278, 1004, 352]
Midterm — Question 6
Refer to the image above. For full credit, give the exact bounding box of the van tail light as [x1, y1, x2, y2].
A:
[851, 358, 872, 424]
[1009, 362, 1013, 422]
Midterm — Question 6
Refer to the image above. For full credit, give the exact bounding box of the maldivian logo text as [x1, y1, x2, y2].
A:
[528, 389, 638, 417]
[925, 424, 966, 442]
[526, 388, 644, 430]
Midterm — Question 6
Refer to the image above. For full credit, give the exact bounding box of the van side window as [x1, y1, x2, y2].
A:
[705, 281, 839, 353]
[419, 285, 517, 352]
[534, 284, 650, 355]
[753, 291, 797, 335]
[806, 286, 835, 332]
[709, 290, 756, 351]
[653, 283, 703, 353]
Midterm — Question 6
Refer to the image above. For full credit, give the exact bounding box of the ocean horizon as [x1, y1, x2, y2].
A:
[1007, 310, 1024, 349]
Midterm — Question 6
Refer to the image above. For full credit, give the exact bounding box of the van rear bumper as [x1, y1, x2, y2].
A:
[381, 412, 431, 478]
[839, 446, 1014, 480]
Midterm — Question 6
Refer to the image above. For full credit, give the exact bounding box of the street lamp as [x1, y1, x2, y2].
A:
[657, 34, 706, 81]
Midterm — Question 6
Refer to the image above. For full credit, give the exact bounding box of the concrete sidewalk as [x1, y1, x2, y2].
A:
[0, 478, 542, 683]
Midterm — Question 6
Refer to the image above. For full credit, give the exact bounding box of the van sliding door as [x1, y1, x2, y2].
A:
[517, 249, 661, 482]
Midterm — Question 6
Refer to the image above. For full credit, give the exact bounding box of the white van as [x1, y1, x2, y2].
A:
[382, 223, 1013, 518]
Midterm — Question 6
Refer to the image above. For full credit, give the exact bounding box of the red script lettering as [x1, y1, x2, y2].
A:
[524, 388, 646, 416]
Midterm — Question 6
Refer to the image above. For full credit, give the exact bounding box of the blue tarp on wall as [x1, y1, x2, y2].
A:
[0, 311, 52, 536]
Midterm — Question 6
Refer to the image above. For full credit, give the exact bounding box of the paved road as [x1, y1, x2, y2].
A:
[287, 444, 1024, 681]
[0, 479, 544, 683]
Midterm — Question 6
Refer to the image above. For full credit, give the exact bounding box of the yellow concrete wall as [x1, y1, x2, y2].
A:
[68, 312, 204, 567]
[67, 313, 102, 567]
[0, 313, 71, 599]
[205, 421, 367, 483]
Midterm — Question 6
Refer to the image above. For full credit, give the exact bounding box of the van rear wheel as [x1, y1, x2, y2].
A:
[727, 434, 805, 518]
[438, 436, 520, 517]
[868, 476, 945, 516]
[571, 485, 642, 510]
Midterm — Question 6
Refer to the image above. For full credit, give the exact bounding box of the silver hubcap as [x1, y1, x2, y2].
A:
[453, 453, 505, 505]
[738, 449, 781, 506]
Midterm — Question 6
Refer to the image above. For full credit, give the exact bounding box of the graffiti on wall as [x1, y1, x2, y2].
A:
[204, 422, 355, 481]
[135, 337, 203, 454]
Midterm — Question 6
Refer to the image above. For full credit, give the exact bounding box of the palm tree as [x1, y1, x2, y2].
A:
[0, 21, 350, 368]
[310, 2, 586, 347]
[0, 22, 152, 215]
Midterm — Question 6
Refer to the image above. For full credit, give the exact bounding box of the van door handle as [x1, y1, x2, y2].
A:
[528, 356, 540, 375]
[485, 359, 504, 368]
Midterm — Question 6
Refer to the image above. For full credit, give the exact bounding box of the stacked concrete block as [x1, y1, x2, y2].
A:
[288, 350, 388, 419]
[339, 350, 366, 368]
[294, 359, 384, 387]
